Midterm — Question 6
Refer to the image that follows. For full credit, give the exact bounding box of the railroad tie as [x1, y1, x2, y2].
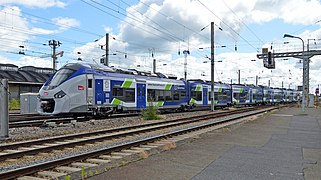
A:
[55, 166, 82, 173]
[110, 152, 132, 156]
[122, 149, 141, 153]
[37, 171, 67, 179]
[99, 155, 122, 160]
[71, 162, 99, 168]
[17, 175, 48, 180]
[86, 158, 111, 164]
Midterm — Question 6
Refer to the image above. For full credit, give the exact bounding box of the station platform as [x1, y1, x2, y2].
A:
[89, 107, 321, 180]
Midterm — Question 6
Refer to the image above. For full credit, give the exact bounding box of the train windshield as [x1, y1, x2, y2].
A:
[47, 68, 76, 88]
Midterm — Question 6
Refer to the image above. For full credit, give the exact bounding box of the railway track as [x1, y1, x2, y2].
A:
[8, 106, 211, 128]
[0, 106, 281, 179]
[8, 113, 140, 128]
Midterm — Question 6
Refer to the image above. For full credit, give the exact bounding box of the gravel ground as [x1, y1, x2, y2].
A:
[3, 110, 214, 144]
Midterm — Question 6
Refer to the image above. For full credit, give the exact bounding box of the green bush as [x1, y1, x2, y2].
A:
[141, 99, 161, 120]
[9, 98, 20, 110]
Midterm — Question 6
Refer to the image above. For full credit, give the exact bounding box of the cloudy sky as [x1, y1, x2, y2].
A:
[1, 0, 321, 93]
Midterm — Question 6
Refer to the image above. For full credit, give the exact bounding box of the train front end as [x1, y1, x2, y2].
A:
[37, 63, 91, 115]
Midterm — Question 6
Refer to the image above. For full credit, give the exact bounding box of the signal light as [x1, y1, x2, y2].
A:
[268, 52, 272, 65]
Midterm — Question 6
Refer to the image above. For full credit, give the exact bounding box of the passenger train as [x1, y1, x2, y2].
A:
[37, 62, 300, 117]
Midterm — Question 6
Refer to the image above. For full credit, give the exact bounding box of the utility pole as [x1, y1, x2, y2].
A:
[48, 40, 61, 70]
[105, 33, 109, 66]
[153, 59, 156, 74]
[256, 75, 258, 86]
[238, 70, 240, 84]
[210, 22, 215, 111]
[183, 50, 190, 81]
[0, 79, 9, 139]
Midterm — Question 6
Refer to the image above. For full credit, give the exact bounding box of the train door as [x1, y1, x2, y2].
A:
[203, 87, 208, 105]
[136, 83, 146, 109]
[95, 79, 104, 105]
[86, 74, 94, 105]
[249, 88, 253, 104]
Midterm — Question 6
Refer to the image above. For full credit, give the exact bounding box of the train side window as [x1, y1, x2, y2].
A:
[113, 88, 123, 97]
[147, 89, 156, 102]
[88, 79, 92, 88]
[180, 91, 186, 98]
[173, 91, 179, 101]
[214, 92, 219, 101]
[156, 90, 164, 101]
[191, 91, 202, 101]
[137, 87, 141, 96]
[165, 90, 172, 101]
[125, 89, 135, 102]
[142, 86, 145, 97]
[233, 93, 240, 100]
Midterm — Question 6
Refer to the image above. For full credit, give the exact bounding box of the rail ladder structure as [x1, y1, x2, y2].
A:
[257, 49, 321, 112]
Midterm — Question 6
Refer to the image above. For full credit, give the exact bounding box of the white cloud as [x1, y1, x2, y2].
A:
[0, 55, 52, 68]
[0, 6, 29, 52]
[30, 27, 55, 35]
[16, 56, 52, 68]
[0, 0, 66, 8]
[52, 17, 80, 31]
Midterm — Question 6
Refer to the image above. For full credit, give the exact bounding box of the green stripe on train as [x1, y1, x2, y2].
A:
[121, 78, 133, 88]
[111, 98, 122, 105]
[157, 101, 164, 107]
[218, 87, 222, 92]
[190, 98, 196, 103]
[195, 85, 202, 91]
[165, 83, 172, 90]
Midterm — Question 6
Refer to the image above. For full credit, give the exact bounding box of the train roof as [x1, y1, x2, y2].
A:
[64, 62, 181, 80]
[62, 62, 183, 84]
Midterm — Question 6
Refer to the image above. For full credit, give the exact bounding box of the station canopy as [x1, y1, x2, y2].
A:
[0, 63, 54, 84]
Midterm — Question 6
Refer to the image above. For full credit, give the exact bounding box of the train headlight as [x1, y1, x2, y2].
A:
[54, 90, 66, 99]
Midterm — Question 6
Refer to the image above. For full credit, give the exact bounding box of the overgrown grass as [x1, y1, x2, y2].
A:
[9, 98, 20, 110]
[141, 99, 161, 120]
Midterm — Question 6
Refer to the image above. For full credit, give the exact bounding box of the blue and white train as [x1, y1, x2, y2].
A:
[37, 62, 300, 117]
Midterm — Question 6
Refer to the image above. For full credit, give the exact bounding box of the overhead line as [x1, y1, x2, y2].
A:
[197, 0, 259, 52]
[222, 0, 264, 44]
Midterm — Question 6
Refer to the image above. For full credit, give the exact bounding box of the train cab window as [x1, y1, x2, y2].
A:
[88, 79, 92, 88]
[47, 68, 76, 89]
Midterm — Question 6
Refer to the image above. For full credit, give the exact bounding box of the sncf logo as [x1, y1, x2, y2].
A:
[44, 92, 48, 96]
[78, 85, 85, 90]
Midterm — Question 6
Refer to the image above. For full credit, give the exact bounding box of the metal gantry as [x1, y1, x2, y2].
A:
[257, 49, 321, 112]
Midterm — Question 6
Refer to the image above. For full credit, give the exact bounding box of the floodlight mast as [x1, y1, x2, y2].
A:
[283, 34, 306, 112]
